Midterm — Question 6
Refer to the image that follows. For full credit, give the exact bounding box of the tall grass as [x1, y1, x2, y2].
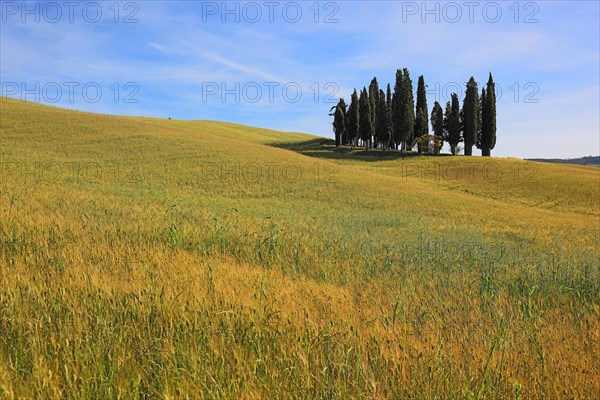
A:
[1, 98, 599, 398]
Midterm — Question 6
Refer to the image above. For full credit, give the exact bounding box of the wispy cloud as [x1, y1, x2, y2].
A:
[148, 42, 166, 53]
[195, 50, 284, 82]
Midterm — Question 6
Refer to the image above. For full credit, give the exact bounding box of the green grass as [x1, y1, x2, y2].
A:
[1, 98, 599, 398]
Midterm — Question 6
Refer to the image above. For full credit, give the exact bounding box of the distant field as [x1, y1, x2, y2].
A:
[526, 156, 600, 166]
[1, 98, 599, 399]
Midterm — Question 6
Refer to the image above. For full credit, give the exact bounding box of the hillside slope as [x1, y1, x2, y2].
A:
[1, 98, 599, 398]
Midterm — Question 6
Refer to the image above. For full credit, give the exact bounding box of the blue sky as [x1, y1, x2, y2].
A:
[1, 0, 598, 158]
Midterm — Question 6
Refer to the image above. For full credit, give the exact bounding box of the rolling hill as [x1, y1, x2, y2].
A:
[1, 98, 599, 398]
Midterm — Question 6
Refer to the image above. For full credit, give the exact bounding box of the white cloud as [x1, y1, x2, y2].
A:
[148, 42, 166, 53]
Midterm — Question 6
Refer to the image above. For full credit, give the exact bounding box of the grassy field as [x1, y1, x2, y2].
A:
[1, 98, 599, 399]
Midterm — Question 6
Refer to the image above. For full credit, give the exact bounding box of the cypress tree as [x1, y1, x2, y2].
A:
[339, 98, 347, 144]
[430, 101, 444, 138]
[462, 77, 479, 156]
[391, 69, 404, 149]
[444, 93, 461, 155]
[479, 73, 496, 156]
[376, 88, 390, 149]
[400, 68, 415, 152]
[478, 87, 486, 151]
[358, 87, 373, 151]
[443, 100, 451, 140]
[330, 98, 346, 147]
[414, 108, 428, 154]
[346, 89, 360, 147]
[430, 101, 444, 155]
[386, 83, 393, 149]
[368, 77, 380, 148]
[415, 75, 429, 138]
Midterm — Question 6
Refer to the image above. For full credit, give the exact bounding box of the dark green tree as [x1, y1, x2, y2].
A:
[346, 89, 360, 147]
[415, 75, 429, 138]
[376, 88, 390, 149]
[400, 68, 415, 152]
[479, 73, 496, 156]
[479, 88, 484, 138]
[368, 77, 380, 148]
[430, 101, 444, 139]
[385, 83, 394, 148]
[443, 101, 451, 151]
[462, 77, 479, 156]
[358, 87, 373, 150]
[391, 69, 404, 149]
[444, 93, 461, 155]
[339, 98, 348, 143]
[386, 83, 393, 149]
[414, 109, 428, 154]
[329, 98, 346, 147]
[478, 88, 485, 150]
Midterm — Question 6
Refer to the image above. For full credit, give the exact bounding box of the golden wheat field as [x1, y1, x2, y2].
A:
[0, 98, 599, 398]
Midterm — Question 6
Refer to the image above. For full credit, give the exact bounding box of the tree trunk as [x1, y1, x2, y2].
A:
[482, 148, 491, 157]
[464, 145, 472, 156]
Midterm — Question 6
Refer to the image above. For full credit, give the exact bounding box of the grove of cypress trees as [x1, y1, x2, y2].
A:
[338, 69, 495, 156]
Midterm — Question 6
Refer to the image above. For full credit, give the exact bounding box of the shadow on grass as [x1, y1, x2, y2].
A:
[270, 138, 451, 162]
